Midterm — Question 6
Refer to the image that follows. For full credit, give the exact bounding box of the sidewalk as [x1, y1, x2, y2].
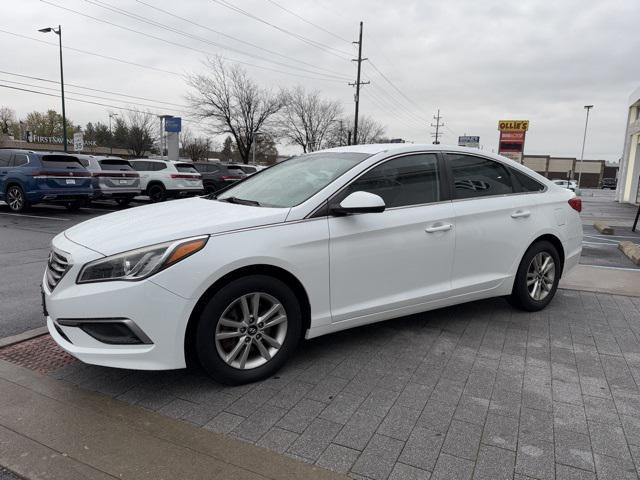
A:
[0, 359, 344, 480]
[560, 264, 640, 297]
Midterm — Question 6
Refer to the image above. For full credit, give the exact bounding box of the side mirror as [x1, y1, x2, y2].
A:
[330, 191, 386, 216]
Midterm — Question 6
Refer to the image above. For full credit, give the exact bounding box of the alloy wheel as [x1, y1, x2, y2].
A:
[215, 292, 288, 370]
[526, 252, 555, 301]
[7, 187, 24, 212]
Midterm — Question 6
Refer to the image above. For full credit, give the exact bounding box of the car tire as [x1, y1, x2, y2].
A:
[115, 198, 132, 207]
[6, 185, 30, 213]
[204, 183, 217, 195]
[510, 240, 561, 312]
[65, 200, 84, 211]
[147, 184, 166, 203]
[196, 275, 302, 385]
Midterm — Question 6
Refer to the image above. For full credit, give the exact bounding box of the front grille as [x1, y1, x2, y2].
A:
[46, 249, 71, 291]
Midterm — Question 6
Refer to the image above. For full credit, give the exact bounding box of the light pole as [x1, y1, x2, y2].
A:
[39, 25, 67, 152]
[108, 112, 118, 155]
[577, 105, 594, 189]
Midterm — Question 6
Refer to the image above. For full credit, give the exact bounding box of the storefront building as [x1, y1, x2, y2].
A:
[616, 87, 640, 205]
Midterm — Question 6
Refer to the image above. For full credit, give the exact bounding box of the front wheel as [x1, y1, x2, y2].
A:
[196, 275, 302, 385]
[6, 185, 29, 212]
[510, 241, 561, 311]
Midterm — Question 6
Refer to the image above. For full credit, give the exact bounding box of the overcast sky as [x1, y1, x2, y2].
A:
[3, 0, 639, 160]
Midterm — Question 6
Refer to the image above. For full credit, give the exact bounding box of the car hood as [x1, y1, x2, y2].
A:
[64, 197, 290, 256]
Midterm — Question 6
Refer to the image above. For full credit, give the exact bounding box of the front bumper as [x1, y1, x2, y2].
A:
[43, 234, 195, 370]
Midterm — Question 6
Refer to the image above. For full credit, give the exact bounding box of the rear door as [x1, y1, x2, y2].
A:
[0, 151, 12, 198]
[447, 153, 538, 294]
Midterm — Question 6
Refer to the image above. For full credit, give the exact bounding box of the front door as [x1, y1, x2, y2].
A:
[328, 153, 455, 324]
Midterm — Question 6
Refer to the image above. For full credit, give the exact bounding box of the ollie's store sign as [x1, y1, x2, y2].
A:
[498, 120, 529, 162]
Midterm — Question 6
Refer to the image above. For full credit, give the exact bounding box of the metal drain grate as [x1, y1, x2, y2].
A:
[0, 335, 76, 374]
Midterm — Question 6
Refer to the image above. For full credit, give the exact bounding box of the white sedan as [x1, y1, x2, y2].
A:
[43, 144, 583, 384]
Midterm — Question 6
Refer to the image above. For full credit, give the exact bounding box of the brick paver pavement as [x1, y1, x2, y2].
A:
[50, 290, 640, 479]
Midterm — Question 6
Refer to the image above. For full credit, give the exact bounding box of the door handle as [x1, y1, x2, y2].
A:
[425, 223, 452, 233]
[511, 210, 531, 218]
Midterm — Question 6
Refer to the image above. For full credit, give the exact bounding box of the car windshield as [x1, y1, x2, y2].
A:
[216, 152, 369, 207]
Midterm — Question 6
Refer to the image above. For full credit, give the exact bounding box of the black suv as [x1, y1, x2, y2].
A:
[192, 161, 243, 194]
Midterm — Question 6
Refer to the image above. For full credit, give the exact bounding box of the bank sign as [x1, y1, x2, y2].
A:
[27, 133, 97, 147]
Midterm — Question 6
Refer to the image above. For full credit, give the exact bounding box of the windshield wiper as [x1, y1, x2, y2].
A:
[218, 196, 261, 206]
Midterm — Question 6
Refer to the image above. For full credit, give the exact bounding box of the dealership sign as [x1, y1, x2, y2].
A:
[458, 136, 480, 148]
[498, 119, 529, 162]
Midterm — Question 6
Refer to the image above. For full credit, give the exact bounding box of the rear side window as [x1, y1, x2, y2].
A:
[511, 169, 545, 192]
[152, 162, 167, 171]
[78, 158, 90, 167]
[12, 154, 29, 167]
[448, 154, 514, 199]
[241, 166, 257, 174]
[99, 160, 133, 171]
[175, 163, 198, 173]
[40, 155, 83, 169]
[343, 153, 440, 208]
[0, 151, 11, 167]
[227, 166, 245, 174]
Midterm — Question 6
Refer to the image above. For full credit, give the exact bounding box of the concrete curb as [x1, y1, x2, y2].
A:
[0, 327, 48, 349]
[560, 264, 640, 297]
[619, 241, 640, 265]
[593, 222, 615, 235]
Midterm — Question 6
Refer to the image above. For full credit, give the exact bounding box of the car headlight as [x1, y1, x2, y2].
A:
[77, 236, 209, 284]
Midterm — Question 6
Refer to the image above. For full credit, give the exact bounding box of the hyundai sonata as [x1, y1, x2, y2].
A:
[43, 144, 582, 384]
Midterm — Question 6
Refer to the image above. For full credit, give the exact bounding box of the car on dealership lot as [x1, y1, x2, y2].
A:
[129, 158, 203, 202]
[0, 149, 93, 212]
[43, 144, 582, 384]
[600, 177, 617, 189]
[227, 163, 267, 176]
[552, 179, 577, 191]
[75, 155, 141, 207]
[192, 161, 243, 194]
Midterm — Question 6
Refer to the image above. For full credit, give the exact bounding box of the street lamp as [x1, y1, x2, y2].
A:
[577, 105, 594, 190]
[39, 25, 67, 152]
[108, 113, 118, 155]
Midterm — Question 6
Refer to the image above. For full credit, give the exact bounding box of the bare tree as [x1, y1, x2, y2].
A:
[324, 115, 386, 147]
[181, 127, 211, 161]
[279, 86, 342, 153]
[354, 116, 386, 144]
[187, 57, 284, 163]
[0, 107, 16, 135]
[119, 110, 156, 157]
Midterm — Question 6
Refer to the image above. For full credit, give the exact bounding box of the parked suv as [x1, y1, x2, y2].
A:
[0, 149, 93, 212]
[192, 161, 243, 194]
[75, 155, 141, 207]
[129, 159, 203, 202]
[227, 163, 266, 177]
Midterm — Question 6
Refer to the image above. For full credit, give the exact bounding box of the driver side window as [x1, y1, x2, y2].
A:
[342, 153, 440, 208]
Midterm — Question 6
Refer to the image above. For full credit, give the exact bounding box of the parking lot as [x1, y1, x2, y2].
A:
[1, 188, 640, 479]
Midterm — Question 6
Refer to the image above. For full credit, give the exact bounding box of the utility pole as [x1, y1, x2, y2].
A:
[431, 109, 444, 145]
[349, 21, 369, 145]
[577, 105, 593, 189]
[108, 112, 118, 155]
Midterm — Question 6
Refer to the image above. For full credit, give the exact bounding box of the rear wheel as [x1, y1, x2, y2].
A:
[510, 241, 561, 311]
[115, 197, 132, 207]
[196, 275, 302, 385]
[147, 184, 166, 203]
[65, 200, 84, 211]
[6, 185, 29, 212]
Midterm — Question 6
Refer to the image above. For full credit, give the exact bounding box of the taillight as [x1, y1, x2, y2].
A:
[568, 197, 582, 212]
[220, 175, 241, 181]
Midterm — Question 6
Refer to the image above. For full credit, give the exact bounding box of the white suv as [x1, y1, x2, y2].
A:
[129, 159, 203, 202]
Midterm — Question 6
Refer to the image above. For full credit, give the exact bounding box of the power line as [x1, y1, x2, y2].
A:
[210, 0, 353, 59]
[0, 29, 182, 77]
[368, 83, 429, 126]
[263, 0, 351, 43]
[84, 0, 349, 80]
[0, 78, 191, 115]
[39, 1, 348, 83]
[0, 70, 188, 109]
[364, 86, 425, 130]
[0, 84, 200, 124]
[135, 0, 348, 78]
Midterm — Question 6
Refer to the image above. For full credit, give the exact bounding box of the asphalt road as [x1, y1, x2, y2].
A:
[0, 202, 120, 338]
[0, 189, 638, 338]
